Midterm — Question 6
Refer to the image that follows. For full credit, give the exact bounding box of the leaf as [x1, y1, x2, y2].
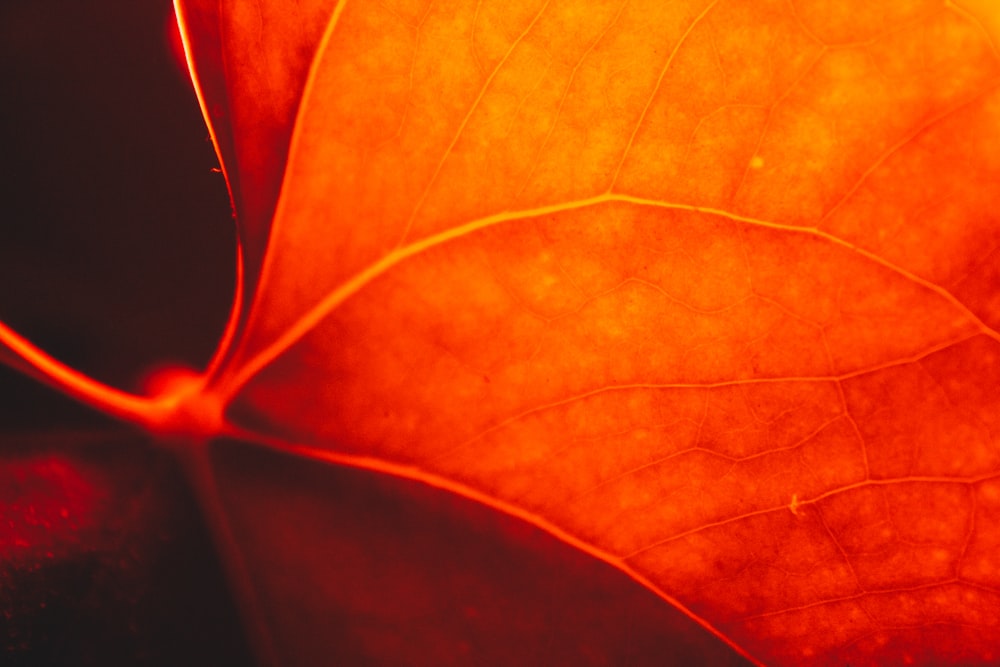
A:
[182, 2, 1000, 664]
[197, 0, 1000, 663]
[3, 0, 1000, 665]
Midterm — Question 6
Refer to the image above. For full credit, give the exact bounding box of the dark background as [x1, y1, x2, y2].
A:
[0, 1, 252, 664]
[0, 0, 235, 395]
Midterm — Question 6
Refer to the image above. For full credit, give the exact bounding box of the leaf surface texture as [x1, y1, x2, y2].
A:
[124, 0, 1000, 663]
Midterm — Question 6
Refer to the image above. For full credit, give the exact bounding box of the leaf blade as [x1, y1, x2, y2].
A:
[206, 0, 1000, 664]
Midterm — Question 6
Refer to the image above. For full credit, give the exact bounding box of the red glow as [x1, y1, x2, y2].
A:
[0, 455, 99, 559]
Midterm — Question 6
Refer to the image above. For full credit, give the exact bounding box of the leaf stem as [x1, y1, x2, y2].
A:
[0, 319, 161, 429]
[171, 0, 245, 385]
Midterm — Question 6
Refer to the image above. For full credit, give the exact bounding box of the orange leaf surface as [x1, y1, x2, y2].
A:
[4, 0, 1000, 664]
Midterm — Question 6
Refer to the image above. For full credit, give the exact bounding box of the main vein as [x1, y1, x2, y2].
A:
[221, 192, 999, 400]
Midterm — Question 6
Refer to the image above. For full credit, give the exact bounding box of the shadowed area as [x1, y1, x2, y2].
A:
[0, 383, 252, 667]
[212, 438, 755, 666]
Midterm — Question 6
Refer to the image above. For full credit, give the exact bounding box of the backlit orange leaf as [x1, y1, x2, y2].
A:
[3, 0, 1000, 664]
